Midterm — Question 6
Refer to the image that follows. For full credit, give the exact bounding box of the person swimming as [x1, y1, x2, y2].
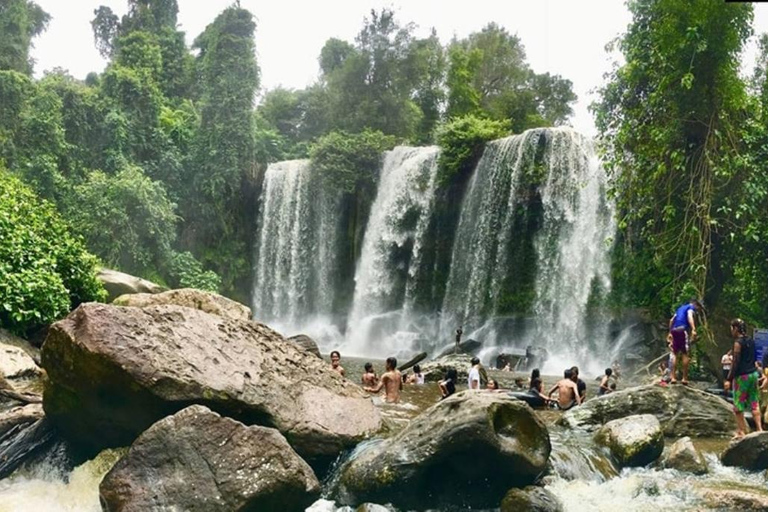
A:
[363, 357, 402, 403]
[361, 362, 378, 387]
[548, 368, 581, 410]
[330, 350, 345, 377]
[408, 364, 425, 384]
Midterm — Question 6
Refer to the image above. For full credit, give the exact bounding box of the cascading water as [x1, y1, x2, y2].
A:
[344, 146, 440, 357]
[442, 128, 615, 372]
[251, 160, 342, 345]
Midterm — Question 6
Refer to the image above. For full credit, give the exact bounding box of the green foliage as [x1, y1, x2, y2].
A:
[0, 0, 49, 74]
[0, 168, 105, 335]
[67, 165, 177, 277]
[310, 129, 397, 195]
[168, 251, 221, 292]
[594, 0, 754, 320]
[435, 114, 510, 187]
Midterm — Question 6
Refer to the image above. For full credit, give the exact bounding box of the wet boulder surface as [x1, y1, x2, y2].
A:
[561, 384, 735, 437]
[42, 303, 381, 459]
[594, 414, 664, 468]
[662, 436, 708, 475]
[335, 391, 551, 510]
[99, 405, 320, 512]
[721, 431, 768, 471]
[113, 288, 252, 321]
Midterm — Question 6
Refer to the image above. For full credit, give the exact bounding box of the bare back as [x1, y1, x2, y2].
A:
[382, 370, 402, 403]
[555, 379, 578, 409]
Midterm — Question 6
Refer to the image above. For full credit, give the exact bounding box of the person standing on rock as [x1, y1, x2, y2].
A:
[468, 357, 482, 389]
[721, 349, 733, 390]
[455, 325, 463, 354]
[668, 299, 702, 385]
[364, 357, 402, 403]
[727, 318, 763, 439]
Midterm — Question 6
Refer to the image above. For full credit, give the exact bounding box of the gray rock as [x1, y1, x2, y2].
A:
[561, 384, 736, 437]
[113, 288, 251, 321]
[419, 353, 473, 383]
[97, 268, 166, 302]
[721, 432, 768, 471]
[335, 391, 551, 510]
[100, 405, 320, 512]
[42, 303, 381, 459]
[662, 436, 708, 475]
[595, 414, 663, 467]
[500, 486, 563, 512]
[288, 334, 322, 358]
[0, 404, 44, 437]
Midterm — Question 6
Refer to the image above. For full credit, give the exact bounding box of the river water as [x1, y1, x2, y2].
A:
[0, 363, 764, 511]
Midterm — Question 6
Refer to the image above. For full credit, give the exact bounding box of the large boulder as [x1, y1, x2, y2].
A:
[662, 436, 708, 475]
[97, 268, 165, 302]
[721, 432, 768, 471]
[500, 486, 563, 512]
[595, 414, 663, 468]
[335, 391, 551, 510]
[560, 384, 736, 437]
[287, 334, 321, 358]
[419, 353, 473, 383]
[436, 338, 482, 358]
[42, 303, 381, 459]
[100, 405, 320, 512]
[113, 288, 251, 321]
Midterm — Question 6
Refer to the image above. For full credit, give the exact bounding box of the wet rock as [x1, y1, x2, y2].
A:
[288, 334, 322, 358]
[0, 343, 40, 380]
[100, 405, 320, 512]
[702, 487, 768, 511]
[0, 416, 55, 479]
[419, 353, 473, 383]
[0, 404, 44, 437]
[397, 352, 427, 372]
[42, 303, 381, 459]
[335, 391, 551, 510]
[97, 268, 165, 302]
[500, 486, 563, 512]
[721, 432, 768, 471]
[662, 436, 708, 475]
[113, 288, 251, 321]
[561, 384, 736, 437]
[595, 414, 663, 467]
[436, 338, 482, 358]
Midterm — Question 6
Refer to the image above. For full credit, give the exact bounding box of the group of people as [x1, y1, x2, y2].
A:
[664, 298, 765, 439]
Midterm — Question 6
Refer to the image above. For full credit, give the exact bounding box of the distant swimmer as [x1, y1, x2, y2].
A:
[598, 368, 613, 396]
[362, 362, 378, 387]
[330, 350, 345, 377]
[548, 368, 581, 410]
[408, 364, 425, 384]
[364, 357, 402, 403]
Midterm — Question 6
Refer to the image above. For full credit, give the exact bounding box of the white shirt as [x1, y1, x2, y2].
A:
[414, 373, 425, 384]
[467, 367, 480, 389]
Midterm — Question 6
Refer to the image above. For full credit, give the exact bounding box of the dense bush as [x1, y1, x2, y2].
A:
[0, 168, 105, 335]
[435, 114, 510, 187]
[168, 251, 221, 293]
[310, 129, 397, 194]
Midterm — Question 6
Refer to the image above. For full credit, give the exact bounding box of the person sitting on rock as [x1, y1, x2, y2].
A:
[439, 368, 457, 399]
[408, 364, 425, 385]
[362, 362, 378, 387]
[548, 368, 582, 410]
[598, 368, 613, 396]
[364, 357, 402, 403]
[330, 350, 345, 377]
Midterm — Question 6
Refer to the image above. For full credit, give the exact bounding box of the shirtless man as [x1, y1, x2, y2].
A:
[330, 350, 345, 377]
[364, 357, 402, 403]
[548, 368, 582, 410]
[361, 362, 378, 386]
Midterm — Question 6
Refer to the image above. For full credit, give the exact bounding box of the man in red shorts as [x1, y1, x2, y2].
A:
[668, 299, 702, 385]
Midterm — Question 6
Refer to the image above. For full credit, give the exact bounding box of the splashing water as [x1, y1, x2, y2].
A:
[345, 146, 440, 357]
[251, 159, 341, 344]
[0, 449, 124, 512]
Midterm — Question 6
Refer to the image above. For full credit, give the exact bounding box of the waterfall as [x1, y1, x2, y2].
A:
[345, 146, 440, 357]
[443, 128, 615, 370]
[251, 160, 341, 341]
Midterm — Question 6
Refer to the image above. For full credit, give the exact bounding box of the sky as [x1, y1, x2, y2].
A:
[30, 0, 768, 136]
